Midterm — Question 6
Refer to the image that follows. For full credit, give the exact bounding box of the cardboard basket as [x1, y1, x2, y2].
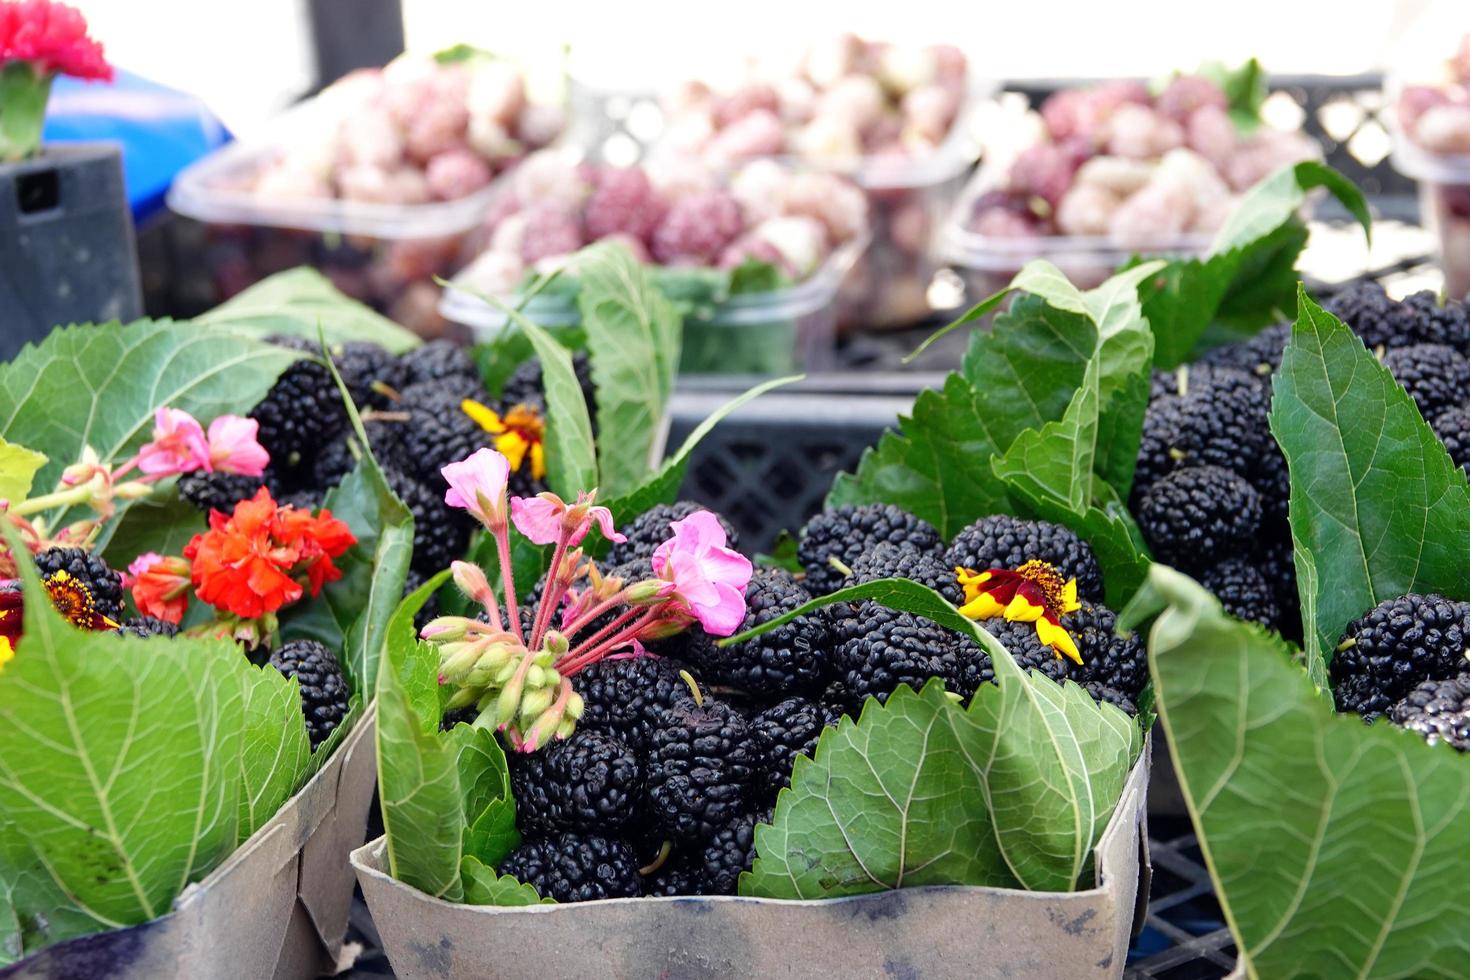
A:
[1, 705, 378, 980]
[353, 734, 1152, 980]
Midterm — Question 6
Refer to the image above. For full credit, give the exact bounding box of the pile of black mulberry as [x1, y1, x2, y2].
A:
[1134, 282, 1470, 642]
[1145, 281, 1470, 751]
[489, 501, 1149, 903]
[181, 337, 591, 598]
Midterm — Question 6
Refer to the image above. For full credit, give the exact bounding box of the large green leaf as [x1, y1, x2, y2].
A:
[1269, 290, 1470, 683]
[376, 583, 466, 901]
[237, 670, 312, 842]
[991, 365, 1153, 607]
[0, 321, 297, 502]
[376, 577, 523, 902]
[1134, 564, 1470, 979]
[1143, 161, 1371, 369]
[98, 492, 206, 577]
[575, 243, 681, 497]
[830, 262, 1158, 541]
[193, 267, 420, 353]
[729, 577, 1140, 895]
[0, 536, 315, 953]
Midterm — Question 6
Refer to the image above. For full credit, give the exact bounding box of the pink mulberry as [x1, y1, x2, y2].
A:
[651, 191, 744, 265]
[583, 167, 667, 242]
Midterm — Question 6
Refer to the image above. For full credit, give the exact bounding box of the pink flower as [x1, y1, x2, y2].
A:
[511, 490, 625, 547]
[651, 511, 752, 636]
[442, 448, 511, 529]
[137, 407, 210, 477]
[206, 415, 269, 476]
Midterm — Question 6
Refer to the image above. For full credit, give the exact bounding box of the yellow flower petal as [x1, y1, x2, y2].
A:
[530, 442, 546, 481]
[494, 431, 530, 472]
[0, 636, 12, 672]
[1036, 619, 1083, 665]
[958, 592, 1007, 620]
[1061, 578, 1080, 613]
[462, 399, 507, 434]
[1003, 594, 1044, 622]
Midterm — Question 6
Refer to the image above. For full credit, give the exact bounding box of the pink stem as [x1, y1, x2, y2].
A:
[558, 607, 663, 675]
[529, 532, 571, 650]
[493, 523, 520, 642]
[111, 457, 139, 480]
[559, 592, 629, 642]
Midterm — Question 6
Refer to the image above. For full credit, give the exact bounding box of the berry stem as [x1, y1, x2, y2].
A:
[493, 524, 522, 643]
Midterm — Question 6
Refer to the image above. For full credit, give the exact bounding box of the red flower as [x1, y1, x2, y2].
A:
[125, 553, 191, 625]
[0, 1, 112, 81]
[182, 487, 356, 620]
[273, 505, 355, 596]
[0, 584, 22, 667]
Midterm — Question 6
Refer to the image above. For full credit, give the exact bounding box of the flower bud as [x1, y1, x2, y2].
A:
[438, 641, 485, 684]
[114, 480, 153, 501]
[422, 615, 475, 642]
[444, 684, 482, 711]
[541, 632, 568, 657]
[623, 578, 676, 605]
[451, 560, 495, 606]
[565, 690, 585, 721]
[519, 685, 555, 722]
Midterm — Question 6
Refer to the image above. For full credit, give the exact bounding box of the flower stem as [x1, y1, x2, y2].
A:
[529, 531, 571, 650]
[10, 482, 95, 517]
[493, 524, 520, 642]
[557, 607, 662, 675]
[558, 592, 627, 642]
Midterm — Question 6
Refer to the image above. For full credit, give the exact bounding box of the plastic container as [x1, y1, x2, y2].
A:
[441, 235, 867, 375]
[351, 737, 1151, 980]
[939, 167, 1210, 303]
[0, 707, 378, 980]
[569, 77, 988, 332]
[1388, 137, 1470, 297]
[167, 91, 518, 336]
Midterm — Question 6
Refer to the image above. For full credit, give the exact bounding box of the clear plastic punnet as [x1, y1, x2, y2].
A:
[1386, 11, 1470, 296]
[441, 235, 866, 376]
[167, 55, 562, 335]
[938, 166, 1210, 301]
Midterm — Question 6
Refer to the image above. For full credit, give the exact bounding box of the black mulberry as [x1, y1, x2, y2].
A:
[749, 697, 840, 799]
[114, 616, 179, 639]
[1432, 405, 1470, 476]
[683, 568, 832, 696]
[398, 339, 480, 387]
[1380, 343, 1470, 421]
[1200, 557, 1281, 631]
[850, 541, 962, 603]
[646, 697, 755, 840]
[945, 514, 1104, 603]
[1388, 675, 1470, 751]
[573, 656, 696, 751]
[177, 471, 272, 516]
[268, 638, 351, 747]
[34, 547, 124, 624]
[1132, 367, 1272, 497]
[1136, 465, 1262, 571]
[509, 730, 642, 834]
[498, 833, 641, 902]
[1331, 593, 1470, 720]
[1068, 604, 1148, 700]
[798, 504, 942, 596]
[604, 501, 738, 566]
[250, 336, 347, 467]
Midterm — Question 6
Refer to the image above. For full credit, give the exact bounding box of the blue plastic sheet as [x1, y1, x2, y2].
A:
[42, 69, 231, 224]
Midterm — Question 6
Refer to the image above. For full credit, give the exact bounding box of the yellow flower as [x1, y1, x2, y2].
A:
[955, 559, 1083, 664]
[462, 400, 547, 481]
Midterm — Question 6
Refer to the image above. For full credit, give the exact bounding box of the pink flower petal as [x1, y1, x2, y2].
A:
[206, 415, 269, 476]
[511, 493, 565, 544]
[442, 448, 511, 529]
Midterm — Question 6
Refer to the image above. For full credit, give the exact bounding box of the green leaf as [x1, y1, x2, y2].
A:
[737, 579, 1139, 897]
[0, 436, 46, 504]
[1199, 58, 1267, 131]
[193, 267, 420, 353]
[1137, 563, 1470, 978]
[0, 532, 316, 950]
[727, 259, 788, 295]
[755, 529, 802, 573]
[376, 585, 466, 902]
[0, 320, 298, 521]
[1143, 162, 1371, 369]
[831, 262, 1157, 540]
[377, 577, 523, 902]
[574, 243, 681, 497]
[1269, 289, 1470, 684]
[237, 670, 312, 842]
[604, 375, 801, 527]
[742, 681, 1023, 898]
[460, 855, 551, 906]
[98, 492, 205, 579]
[990, 368, 1153, 607]
[454, 723, 519, 867]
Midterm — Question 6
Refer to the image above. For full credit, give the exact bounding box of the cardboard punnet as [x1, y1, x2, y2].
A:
[352, 736, 1153, 980]
[0, 705, 378, 980]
